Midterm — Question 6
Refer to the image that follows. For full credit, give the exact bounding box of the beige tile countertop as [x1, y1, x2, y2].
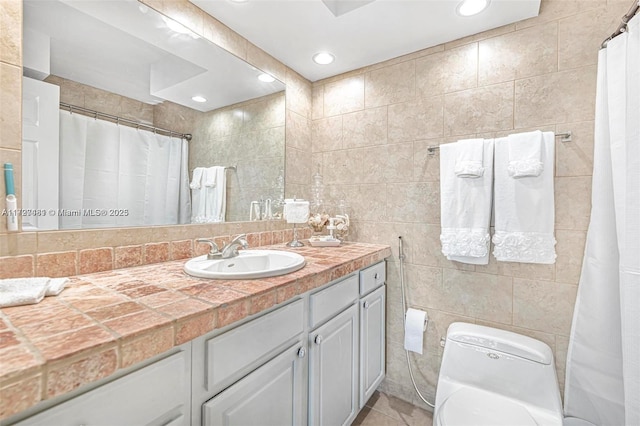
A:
[0, 242, 391, 420]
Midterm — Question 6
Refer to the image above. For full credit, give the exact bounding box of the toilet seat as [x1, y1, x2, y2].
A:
[437, 387, 538, 426]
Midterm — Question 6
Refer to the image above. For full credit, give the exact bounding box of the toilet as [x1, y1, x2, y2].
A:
[434, 322, 564, 426]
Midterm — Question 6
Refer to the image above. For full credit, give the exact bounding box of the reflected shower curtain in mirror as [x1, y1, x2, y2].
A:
[564, 14, 639, 426]
[58, 111, 191, 228]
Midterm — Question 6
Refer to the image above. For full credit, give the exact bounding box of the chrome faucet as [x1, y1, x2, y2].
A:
[220, 234, 249, 259]
[196, 238, 222, 259]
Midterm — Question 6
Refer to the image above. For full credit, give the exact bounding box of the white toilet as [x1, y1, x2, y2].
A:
[434, 322, 564, 426]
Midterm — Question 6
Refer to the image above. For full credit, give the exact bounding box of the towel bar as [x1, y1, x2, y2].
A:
[426, 131, 572, 155]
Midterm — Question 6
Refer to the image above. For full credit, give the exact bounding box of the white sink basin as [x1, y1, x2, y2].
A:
[183, 249, 306, 280]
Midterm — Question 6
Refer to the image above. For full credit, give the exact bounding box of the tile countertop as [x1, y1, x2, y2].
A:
[0, 242, 391, 420]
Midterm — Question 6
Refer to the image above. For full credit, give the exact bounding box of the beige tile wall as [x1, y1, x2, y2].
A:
[311, 0, 629, 408]
[0, 0, 312, 264]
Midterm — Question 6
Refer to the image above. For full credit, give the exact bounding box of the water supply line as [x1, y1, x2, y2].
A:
[398, 236, 435, 408]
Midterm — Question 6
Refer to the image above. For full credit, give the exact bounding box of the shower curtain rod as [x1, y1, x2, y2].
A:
[59, 102, 193, 141]
[601, 0, 639, 48]
[426, 131, 572, 154]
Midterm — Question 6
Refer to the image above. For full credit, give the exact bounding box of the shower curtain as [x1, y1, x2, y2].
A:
[564, 14, 639, 426]
[59, 111, 191, 228]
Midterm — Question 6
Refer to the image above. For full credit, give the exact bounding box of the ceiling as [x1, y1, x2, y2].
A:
[191, 0, 541, 82]
[23, 0, 284, 112]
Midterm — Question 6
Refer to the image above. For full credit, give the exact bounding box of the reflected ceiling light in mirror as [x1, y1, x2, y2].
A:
[192, 95, 207, 103]
[312, 52, 335, 65]
[161, 16, 199, 38]
[456, 0, 489, 16]
[258, 73, 275, 83]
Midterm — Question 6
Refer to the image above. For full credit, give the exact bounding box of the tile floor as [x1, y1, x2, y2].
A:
[353, 391, 434, 426]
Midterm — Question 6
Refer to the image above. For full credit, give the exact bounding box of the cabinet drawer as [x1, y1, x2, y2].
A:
[359, 261, 385, 296]
[204, 299, 304, 392]
[14, 348, 190, 426]
[309, 274, 358, 329]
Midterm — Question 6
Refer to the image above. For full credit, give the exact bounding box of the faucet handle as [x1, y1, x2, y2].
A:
[196, 238, 221, 259]
[230, 233, 249, 248]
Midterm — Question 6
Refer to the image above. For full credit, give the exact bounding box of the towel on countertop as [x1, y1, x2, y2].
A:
[0, 277, 69, 308]
[507, 130, 544, 178]
[439, 139, 494, 265]
[493, 132, 556, 264]
[454, 138, 485, 178]
[285, 200, 310, 224]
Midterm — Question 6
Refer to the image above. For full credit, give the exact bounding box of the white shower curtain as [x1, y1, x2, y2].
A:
[59, 111, 191, 228]
[564, 14, 640, 426]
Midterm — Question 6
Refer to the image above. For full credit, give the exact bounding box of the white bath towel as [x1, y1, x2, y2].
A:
[189, 167, 204, 189]
[0, 277, 69, 308]
[205, 166, 226, 223]
[492, 133, 556, 263]
[454, 138, 485, 178]
[439, 140, 494, 265]
[507, 130, 544, 178]
[190, 167, 206, 223]
[285, 200, 310, 224]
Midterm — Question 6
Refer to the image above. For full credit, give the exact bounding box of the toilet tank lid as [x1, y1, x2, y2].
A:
[446, 323, 553, 365]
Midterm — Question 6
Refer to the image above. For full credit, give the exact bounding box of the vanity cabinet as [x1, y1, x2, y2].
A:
[7, 261, 387, 426]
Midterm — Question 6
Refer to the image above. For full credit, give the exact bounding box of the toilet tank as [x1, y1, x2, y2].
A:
[436, 323, 563, 417]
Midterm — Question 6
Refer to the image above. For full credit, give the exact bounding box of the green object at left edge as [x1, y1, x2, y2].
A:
[4, 163, 15, 196]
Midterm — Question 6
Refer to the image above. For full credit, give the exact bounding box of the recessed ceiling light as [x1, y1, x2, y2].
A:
[258, 73, 276, 83]
[192, 96, 207, 103]
[312, 52, 335, 65]
[161, 16, 199, 38]
[457, 0, 489, 16]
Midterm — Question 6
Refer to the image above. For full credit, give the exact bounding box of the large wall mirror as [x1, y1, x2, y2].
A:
[21, 0, 286, 231]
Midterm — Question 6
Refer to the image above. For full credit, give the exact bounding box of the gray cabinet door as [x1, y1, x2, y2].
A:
[202, 341, 306, 426]
[308, 303, 359, 426]
[360, 285, 386, 408]
[13, 348, 191, 426]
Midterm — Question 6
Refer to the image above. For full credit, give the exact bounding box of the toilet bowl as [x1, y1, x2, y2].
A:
[434, 322, 564, 426]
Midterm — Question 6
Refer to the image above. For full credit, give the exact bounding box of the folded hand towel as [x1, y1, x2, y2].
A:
[493, 133, 556, 264]
[189, 167, 204, 189]
[203, 167, 218, 187]
[285, 200, 310, 224]
[454, 138, 485, 178]
[440, 140, 494, 265]
[507, 130, 544, 178]
[0, 277, 69, 308]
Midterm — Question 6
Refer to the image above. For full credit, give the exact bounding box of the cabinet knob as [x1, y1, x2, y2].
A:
[363, 300, 369, 309]
[374, 273, 379, 279]
[314, 335, 323, 345]
[297, 347, 306, 358]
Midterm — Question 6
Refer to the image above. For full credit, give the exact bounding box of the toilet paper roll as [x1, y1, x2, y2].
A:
[404, 308, 427, 354]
